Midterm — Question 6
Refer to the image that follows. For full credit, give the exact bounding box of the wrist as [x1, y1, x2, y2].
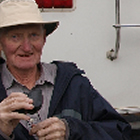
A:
[0, 129, 14, 140]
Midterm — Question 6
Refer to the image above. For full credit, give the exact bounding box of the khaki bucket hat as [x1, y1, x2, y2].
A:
[0, 0, 59, 36]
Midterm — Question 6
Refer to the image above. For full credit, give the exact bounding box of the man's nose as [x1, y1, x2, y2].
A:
[21, 37, 32, 52]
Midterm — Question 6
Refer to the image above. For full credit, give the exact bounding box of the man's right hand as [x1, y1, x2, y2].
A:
[0, 92, 34, 136]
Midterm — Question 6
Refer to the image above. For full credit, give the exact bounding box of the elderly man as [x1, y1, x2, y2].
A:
[0, 0, 131, 140]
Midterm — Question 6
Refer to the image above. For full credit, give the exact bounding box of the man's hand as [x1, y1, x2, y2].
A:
[0, 92, 34, 136]
[30, 117, 66, 140]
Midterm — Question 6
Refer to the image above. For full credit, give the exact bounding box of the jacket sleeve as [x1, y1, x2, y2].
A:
[60, 75, 131, 140]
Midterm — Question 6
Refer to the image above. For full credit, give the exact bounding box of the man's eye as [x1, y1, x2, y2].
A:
[32, 33, 38, 37]
[10, 34, 20, 41]
[31, 33, 40, 40]
[12, 35, 17, 38]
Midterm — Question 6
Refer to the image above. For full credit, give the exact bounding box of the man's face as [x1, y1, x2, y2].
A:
[0, 24, 46, 71]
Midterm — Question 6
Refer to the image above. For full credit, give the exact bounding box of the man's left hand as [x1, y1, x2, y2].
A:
[29, 117, 66, 140]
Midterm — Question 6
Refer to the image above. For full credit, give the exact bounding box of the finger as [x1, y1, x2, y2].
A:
[38, 137, 45, 140]
[1, 94, 34, 112]
[6, 92, 29, 101]
[30, 117, 66, 139]
[39, 117, 62, 129]
[0, 111, 30, 121]
[7, 99, 34, 112]
[1, 92, 26, 104]
[44, 130, 65, 140]
[8, 92, 33, 104]
[44, 121, 66, 139]
[45, 120, 66, 135]
[37, 132, 65, 140]
[1, 92, 33, 106]
[30, 117, 59, 135]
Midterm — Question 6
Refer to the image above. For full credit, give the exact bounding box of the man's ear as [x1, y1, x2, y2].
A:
[43, 30, 47, 43]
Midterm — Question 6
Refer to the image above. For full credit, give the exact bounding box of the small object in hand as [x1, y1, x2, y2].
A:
[29, 118, 34, 126]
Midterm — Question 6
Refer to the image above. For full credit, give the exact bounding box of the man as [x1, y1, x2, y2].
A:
[0, 0, 131, 140]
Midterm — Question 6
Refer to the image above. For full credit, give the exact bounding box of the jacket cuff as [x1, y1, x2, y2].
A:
[61, 119, 70, 140]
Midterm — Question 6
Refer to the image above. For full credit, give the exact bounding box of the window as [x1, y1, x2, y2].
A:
[35, 0, 75, 12]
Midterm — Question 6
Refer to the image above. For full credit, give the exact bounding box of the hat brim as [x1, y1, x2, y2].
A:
[0, 21, 59, 36]
[44, 21, 59, 36]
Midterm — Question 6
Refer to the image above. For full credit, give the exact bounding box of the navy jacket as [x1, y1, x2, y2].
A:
[0, 60, 131, 140]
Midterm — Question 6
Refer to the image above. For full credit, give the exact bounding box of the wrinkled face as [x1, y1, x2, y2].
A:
[0, 24, 46, 71]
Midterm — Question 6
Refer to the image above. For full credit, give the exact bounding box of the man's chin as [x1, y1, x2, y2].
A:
[15, 63, 36, 70]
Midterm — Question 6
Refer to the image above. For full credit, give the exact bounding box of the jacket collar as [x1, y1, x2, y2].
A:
[0, 74, 7, 102]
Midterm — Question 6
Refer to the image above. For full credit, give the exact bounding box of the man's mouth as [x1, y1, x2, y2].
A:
[19, 54, 33, 57]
